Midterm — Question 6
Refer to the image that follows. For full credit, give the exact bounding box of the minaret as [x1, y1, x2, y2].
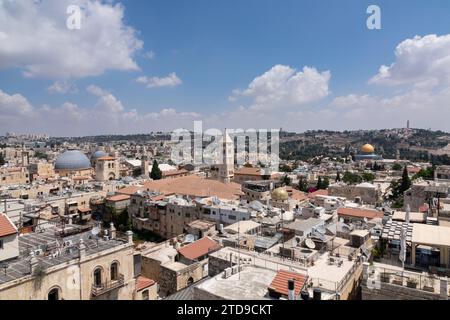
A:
[141, 147, 149, 177]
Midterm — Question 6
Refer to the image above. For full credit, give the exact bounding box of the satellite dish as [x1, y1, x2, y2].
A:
[91, 227, 100, 236]
[184, 234, 195, 243]
[305, 238, 316, 250]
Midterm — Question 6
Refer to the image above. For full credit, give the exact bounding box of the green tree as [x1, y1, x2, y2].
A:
[297, 176, 308, 192]
[335, 172, 341, 182]
[392, 163, 402, 171]
[412, 167, 434, 181]
[0, 152, 5, 166]
[280, 174, 292, 186]
[316, 176, 323, 190]
[362, 172, 375, 182]
[279, 164, 293, 172]
[343, 171, 363, 185]
[321, 177, 330, 189]
[400, 165, 411, 193]
[150, 160, 162, 180]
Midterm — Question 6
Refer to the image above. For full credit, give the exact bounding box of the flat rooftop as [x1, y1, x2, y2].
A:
[0, 226, 127, 285]
[412, 223, 450, 247]
[196, 266, 276, 300]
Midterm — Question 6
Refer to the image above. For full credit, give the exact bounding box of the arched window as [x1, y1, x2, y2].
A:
[187, 277, 194, 287]
[110, 262, 119, 281]
[93, 267, 102, 287]
[142, 289, 149, 300]
[48, 287, 60, 300]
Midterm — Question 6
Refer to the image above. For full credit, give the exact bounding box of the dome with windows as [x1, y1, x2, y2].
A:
[55, 150, 91, 171]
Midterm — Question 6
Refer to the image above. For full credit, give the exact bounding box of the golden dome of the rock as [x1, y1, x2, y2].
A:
[271, 187, 289, 201]
[361, 144, 375, 154]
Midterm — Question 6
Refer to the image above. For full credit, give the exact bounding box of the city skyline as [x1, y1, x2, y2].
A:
[2, 0, 450, 136]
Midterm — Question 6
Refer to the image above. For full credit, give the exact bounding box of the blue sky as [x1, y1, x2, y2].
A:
[1, 0, 450, 136]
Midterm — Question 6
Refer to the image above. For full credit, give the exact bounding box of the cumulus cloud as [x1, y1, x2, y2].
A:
[0, 0, 143, 79]
[369, 34, 450, 87]
[0, 89, 34, 118]
[0, 88, 200, 136]
[230, 65, 331, 111]
[136, 72, 182, 88]
[47, 81, 78, 94]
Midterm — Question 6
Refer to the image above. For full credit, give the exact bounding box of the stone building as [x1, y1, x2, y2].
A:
[95, 156, 120, 181]
[140, 236, 220, 297]
[0, 167, 30, 187]
[0, 225, 136, 300]
[328, 182, 381, 205]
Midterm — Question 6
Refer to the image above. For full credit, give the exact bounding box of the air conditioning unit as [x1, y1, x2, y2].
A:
[231, 265, 239, 274]
[223, 267, 232, 278]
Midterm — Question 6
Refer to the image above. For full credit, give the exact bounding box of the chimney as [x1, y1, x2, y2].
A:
[288, 279, 295, 300]
[109, 222, 116, 239]
[313, 288, 322, 300]
[79, 239, 86, 258]
[126, 230, 133, 244]
[30, 253, 38, 274]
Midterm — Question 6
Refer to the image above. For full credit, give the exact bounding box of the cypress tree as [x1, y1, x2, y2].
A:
[150, 160, 163, 180]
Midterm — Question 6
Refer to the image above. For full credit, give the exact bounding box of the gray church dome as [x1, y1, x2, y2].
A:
[55, 150, 91, 170]
[91, 150, 108, 160]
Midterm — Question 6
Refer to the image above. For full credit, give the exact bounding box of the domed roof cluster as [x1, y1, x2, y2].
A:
[55, 150, 91, 171]
[271, 187, 289, 201]
[91, 150, 108, 160]
[361, 144, 375, 154]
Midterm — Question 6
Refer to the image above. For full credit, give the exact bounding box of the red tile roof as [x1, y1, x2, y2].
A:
[268, 270, 308, 297]
[97, 156, 116, 161]
[136, 276, 155, 291]
[308, 189, 328, 198]
[106, 194, 131, 202]
[0, 214, 18, 237]
[337, 207, 383, 219]
[177, 236, 221, 260]
[143, 175, 243, 200]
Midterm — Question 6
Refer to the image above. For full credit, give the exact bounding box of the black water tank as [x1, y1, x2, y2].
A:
[300, 290, 310, 300]
[288, 279, 295, 291]
[313, 288, 321, 300]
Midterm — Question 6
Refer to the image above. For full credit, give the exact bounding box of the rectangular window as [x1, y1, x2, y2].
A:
[0, 240, 3, 249]
[229, 215, 236, 220]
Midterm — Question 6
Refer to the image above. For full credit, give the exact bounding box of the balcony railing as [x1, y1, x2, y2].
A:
[91, 274, 125, 297]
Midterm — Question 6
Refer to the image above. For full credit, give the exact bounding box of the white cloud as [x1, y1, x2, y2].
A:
[86, 85, 124, 113]
[47, 81, 78, 94]
[230, 65, 331, 111]
[136, 72, 182, 88]
[0, 0, 143, 79]
[0, 88, 200, 136]
[0, 90, 34, 118]
[144, 50, 155, 60]
[369, 34, 450, 87]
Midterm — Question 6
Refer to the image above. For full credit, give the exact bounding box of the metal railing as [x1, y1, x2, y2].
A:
[371, 266, 449, 296]
[91, 274, 125, 297]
